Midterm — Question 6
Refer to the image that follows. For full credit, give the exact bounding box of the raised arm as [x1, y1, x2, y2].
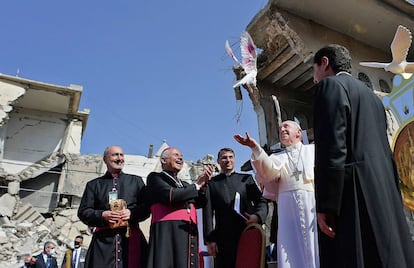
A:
[234, 132, 259, 149]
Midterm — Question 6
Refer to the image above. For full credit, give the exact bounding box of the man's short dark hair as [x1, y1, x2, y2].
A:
[217, 148, 235, 161]
[313, 44, 352, 73]
[75, 235, 83, 240]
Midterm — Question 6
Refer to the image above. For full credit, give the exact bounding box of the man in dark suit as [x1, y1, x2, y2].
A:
[313, 44, 414, 267]
[61, 235, 87, 268]
[203, 147, 268, 268]
[23, 241, 58, 268]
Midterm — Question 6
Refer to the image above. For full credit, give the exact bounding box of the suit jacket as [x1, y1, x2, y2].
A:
[26, 253, 58, 268]
[61, 248, 87, 268]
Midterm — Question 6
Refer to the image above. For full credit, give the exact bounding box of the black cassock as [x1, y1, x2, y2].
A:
[314, 73, 414, 268]
[78, 172, 150, 268]
[203, 172, 268, 268]
[146, 171, 206, 268]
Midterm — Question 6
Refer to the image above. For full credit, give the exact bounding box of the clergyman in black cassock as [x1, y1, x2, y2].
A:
[313, 44, 414, 268]
[146, 147, 213, 268]
[203, 148, 268, 268]
[78, 146, 149, 268]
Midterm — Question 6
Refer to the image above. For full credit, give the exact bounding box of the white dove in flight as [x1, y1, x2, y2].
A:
[360, 25, 414, 79]
[225, 31, 258, 88]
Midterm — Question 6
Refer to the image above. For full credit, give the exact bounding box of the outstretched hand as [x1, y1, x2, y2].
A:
[234, 132, 257, 148]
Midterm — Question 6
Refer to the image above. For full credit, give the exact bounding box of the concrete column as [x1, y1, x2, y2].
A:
[8, 180, 20, 195]
[0, 126, 6, 166]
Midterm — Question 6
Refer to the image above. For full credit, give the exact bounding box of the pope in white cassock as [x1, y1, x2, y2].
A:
[234, 120, 319, 268]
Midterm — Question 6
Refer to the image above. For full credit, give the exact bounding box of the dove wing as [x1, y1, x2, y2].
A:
[240, 31, 257, 73]
[225, 40, 240, 64]
[390, 25, 412, 64]
[272, 95, 282, 128]
[359, 62, 388, 68]
[233, 72, 256, 88]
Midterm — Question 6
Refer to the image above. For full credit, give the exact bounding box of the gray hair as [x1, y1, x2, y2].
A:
[103, 146, 111, 157]
[160, 147, 171, 160]
[43, 241, 56, 250]
[103, 145, 122, 157]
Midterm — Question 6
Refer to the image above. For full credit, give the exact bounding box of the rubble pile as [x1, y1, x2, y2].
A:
[0, 207, 90, 268]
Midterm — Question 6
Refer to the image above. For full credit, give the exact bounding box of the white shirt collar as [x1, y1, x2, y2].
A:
[42, 253, 49, 263]
[336, 71, 351, 76]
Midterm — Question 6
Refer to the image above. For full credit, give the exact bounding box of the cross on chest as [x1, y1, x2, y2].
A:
[291, 169, 302, 181]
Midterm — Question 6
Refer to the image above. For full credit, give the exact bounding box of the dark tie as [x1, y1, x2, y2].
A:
[46, 257, 51, 268]
[73, 250, 78, 268]
[271, 245, 277, 261]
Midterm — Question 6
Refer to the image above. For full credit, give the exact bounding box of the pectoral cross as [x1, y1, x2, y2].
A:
[291, 169, 302, 181]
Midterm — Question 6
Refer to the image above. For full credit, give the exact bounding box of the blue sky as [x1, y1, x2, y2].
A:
[0, 1, 267, 168]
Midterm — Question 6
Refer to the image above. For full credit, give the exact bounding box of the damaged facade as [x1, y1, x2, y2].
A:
[0, 74, 89, 267]
[0, 74, 215, 267]
[239, 0, 414, 147]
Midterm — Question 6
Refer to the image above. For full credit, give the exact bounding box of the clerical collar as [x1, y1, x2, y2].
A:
[162, 170, 176, 177]
[106, 171, 123, 178]
[336, 71, 351, 76]
[285, 142, 302, 152]
[222, 171, 234, 177]
[162, 170, 183, 187]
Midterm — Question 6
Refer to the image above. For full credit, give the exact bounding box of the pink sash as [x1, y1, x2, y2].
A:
[151, 203, 197, 223]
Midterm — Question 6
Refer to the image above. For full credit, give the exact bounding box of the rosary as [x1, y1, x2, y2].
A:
[112, 176, 118, 192]
[285, 143, 303, 181]
[108, 175, 119, 202]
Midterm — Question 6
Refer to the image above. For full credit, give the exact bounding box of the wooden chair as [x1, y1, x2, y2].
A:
[199, 250, 210, 268]
[235, 223, 266, 268]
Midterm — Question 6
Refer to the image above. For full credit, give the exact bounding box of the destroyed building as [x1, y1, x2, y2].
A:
[0, 73, 213, 267]
[0, 73, 89, 266]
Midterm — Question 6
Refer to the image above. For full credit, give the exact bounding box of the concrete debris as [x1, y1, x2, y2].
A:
[0, 193, 16, 217]
[0, 204, 90, 268]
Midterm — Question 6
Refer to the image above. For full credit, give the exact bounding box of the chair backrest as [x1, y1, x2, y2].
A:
[235, 223, 266, 268]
